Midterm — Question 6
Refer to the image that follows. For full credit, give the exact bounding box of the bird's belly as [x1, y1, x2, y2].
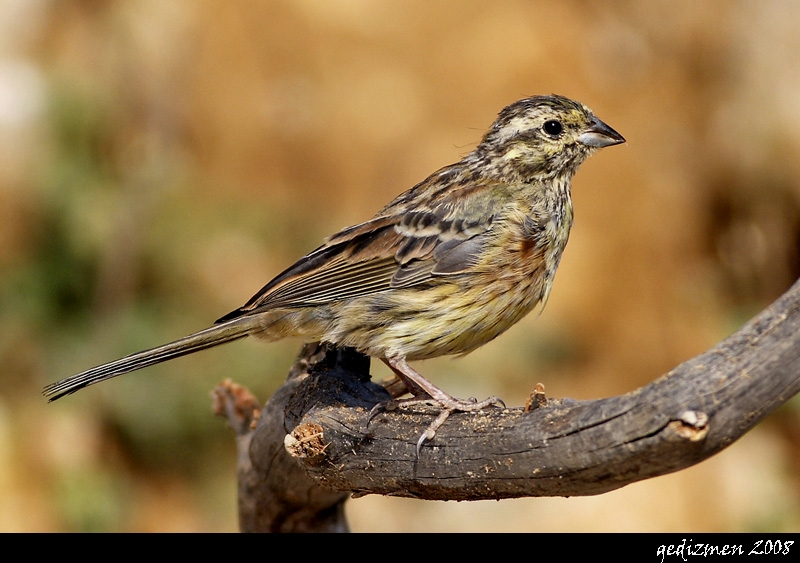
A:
[325, 267, 548, 361]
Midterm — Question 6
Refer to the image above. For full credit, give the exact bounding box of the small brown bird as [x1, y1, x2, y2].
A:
[44, 94, 624, 443]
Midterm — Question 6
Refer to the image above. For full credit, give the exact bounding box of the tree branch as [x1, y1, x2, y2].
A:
[215, 277, 800, 531]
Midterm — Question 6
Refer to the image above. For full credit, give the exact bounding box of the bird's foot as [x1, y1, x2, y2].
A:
[367, 393, 505, 455]
[412, 395, 505, 454]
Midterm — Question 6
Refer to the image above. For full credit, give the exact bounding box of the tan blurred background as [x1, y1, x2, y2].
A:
[2, 0, 799, 532]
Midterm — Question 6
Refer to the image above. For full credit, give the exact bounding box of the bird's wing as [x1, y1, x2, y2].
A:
[215, 179, 502, 322]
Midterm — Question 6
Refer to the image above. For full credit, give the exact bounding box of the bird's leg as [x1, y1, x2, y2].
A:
[379, 357, 505, 451]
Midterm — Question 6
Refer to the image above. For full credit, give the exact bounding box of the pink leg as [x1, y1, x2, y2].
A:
[381, 357, 505, 452]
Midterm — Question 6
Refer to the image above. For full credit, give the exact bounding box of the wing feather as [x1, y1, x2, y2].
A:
[216, 176, 506, 323]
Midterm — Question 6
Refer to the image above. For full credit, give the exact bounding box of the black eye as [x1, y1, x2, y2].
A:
[543, 120, 563, 137]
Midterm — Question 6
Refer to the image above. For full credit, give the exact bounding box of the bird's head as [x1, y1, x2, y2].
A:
[473, 94, 625, 182]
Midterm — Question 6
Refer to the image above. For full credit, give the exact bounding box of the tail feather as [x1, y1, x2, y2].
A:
[43, 317, 260, 402]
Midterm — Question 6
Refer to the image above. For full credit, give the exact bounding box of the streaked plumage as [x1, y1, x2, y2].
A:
[44, 95, 624, 442]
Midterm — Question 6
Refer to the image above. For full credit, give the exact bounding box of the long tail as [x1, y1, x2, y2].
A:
[42, 316, 261, 402]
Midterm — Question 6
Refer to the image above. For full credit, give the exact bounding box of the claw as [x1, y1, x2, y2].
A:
[365, 398, 398, 427]
[416, 408, 452, 455]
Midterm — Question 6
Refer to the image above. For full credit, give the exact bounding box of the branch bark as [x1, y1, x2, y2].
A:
[215, 277, 800, 532]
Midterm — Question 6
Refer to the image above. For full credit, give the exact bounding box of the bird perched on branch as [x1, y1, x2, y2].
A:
[44, 94, 624, 446]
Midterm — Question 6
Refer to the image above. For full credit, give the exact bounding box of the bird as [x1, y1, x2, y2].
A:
[43, 94, 624, 444]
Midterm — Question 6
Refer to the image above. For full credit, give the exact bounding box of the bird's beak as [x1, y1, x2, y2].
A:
[578, 116, 626, 148]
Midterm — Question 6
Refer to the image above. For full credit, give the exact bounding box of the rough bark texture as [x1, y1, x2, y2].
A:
[215, 278, 800, 532]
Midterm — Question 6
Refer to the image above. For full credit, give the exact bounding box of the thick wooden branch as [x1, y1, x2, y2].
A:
[215, 277, 800, 531]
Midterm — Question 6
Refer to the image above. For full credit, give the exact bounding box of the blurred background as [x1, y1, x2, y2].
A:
[2, 0, 799, 532]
